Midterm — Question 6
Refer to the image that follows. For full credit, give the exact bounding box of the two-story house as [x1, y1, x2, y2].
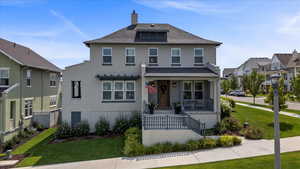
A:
[62, 11, 222, 145]
[0, 38, 61, 142]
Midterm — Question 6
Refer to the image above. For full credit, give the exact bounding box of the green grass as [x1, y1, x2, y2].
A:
[232, 105, 300, 139]
[14, 128, 124, 167]
[155, 151, 300, 169]
[236, 100, 300, 115]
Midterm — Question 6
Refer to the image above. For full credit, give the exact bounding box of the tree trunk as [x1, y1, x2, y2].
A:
[253, 96, 256, 105]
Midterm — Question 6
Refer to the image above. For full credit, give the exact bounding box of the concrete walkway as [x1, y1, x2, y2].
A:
[237, 103, 300, 119]
[17, 136, 300, 169]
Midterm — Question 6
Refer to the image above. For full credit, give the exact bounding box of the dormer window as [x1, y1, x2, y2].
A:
[135, 31, 167, 42]
[102, 47, 112, 65]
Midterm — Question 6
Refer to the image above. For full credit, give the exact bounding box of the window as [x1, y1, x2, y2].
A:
[10, 101, 16, 120]
[102, 47, 112, 64]
[24, 99, 33, 117]
[149, 48, 158, 64]
[194, 81, 203, 100]
[136, 31, 167, 42]
[125, 48, 135, 65]
[183, 81, 192, 100]
[72, 81, 81, 98]
[102, 81, 135, 101]
[26, 70, 31, 87]
[171, 48, 181, 65]
[50, 73, 57, 87]
[50, 96, 57, 106]
[0, 68, 9, 86]
[194, 48, 204, 64]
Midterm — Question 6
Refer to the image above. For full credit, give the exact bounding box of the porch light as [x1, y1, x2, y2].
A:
[271, 74, 280, 87]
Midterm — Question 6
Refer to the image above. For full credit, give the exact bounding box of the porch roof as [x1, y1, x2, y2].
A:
[95, 74, 140, 80]
[144, 67, 218, 77]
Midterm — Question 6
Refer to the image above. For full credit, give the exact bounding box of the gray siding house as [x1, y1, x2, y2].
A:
[62, 11, 222, 145]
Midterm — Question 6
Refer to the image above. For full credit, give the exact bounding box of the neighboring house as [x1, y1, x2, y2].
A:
[62, 11, 222, 145]
[0, 38, 61, 142]
[222, 68, 236, 78]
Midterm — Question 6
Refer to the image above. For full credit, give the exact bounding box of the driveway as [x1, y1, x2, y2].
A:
[227, 96, 300, 110]
[17, 136, 300, 169]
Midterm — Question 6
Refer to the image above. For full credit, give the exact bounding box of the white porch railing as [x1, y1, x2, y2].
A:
[143, 114, 188, 129]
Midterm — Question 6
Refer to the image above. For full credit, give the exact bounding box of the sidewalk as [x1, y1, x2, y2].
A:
[17, 136, 300, 169]
[237, 103, 300, 119]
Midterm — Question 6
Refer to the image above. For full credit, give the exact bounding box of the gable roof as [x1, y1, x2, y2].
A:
[238, 57, 271, 70]
[223, 68, 235, 77]
[273, 53, 293, 67]
[0, 38, 61, 72]
[84, 24, 222, 46]
[288, 51, 300, 67]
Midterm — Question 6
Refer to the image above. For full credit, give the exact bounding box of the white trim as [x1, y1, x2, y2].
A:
[24, 98, 33, 118]
[26, 69, 32, 87]
[114, 81, 124, 100]
[49, 95, 57, 107]
[0, 67, 10, 87]
[194, 48, 204, 64]
[0, 49, 23, 65]
[148, 48, 159, 65]
[3, 83, 19, 94]
[171, 48, 181, 65]
[125, 81, 136, 101]
[125, 47, 136, 65]
[102, 47, 112, 64]
[102, 81, 113, 101]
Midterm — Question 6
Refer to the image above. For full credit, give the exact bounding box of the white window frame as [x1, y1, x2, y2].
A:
[114, 81, 124, 100]
[49, 95, 57, 107]
[102, 47, 112, 64]
[194, 48, 204, 64]
[125, 81, 136, 100]
[148, 48, 158, 65]
[26, 70, 32, 87]
[194, 81, 204, 100]
[125, 48, 136, 65]
[171, 48, 181, 65]
[24, 98, 33, 119]
[183, 81, 193, 100]
[0, 68, 9, 87]
[49, 73, 57, 87]
[102, 81, 113, 101]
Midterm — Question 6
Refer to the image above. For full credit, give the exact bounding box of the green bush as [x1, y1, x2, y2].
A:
[72, 121, 90, 137]
[199, 138, 217, 149]
[95, 117, 110, 136]
[129, 112, 142, 129]
[186, 140, 200, 151]
[233, 136, 242, 145]
[12, 135, 21, 145]
[217, 117, 242, 134]
[123, 127, 143, 156]
[221, 100, 232, 119]
[113, 116, 130, 135]
[4, 140, 14, 151]
[55, 121, 72, 139]
[218, 135, 241, 147]
[244, 126, 264, 139]
[222, 97, 236, 108]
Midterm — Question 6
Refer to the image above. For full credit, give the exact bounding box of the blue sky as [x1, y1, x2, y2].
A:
[1, 0, 300, 70]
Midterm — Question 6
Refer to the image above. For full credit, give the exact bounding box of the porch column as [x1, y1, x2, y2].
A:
[216, 78, 221, 122]
[141, 64, 148, 113]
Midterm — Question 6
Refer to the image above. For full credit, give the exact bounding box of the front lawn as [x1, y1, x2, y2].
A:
[232, 105, 300, 139]
[156, 151, 300, 169]
[15, 128, 124, 167]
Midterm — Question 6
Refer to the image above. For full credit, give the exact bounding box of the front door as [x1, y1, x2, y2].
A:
[158, 80, 170, 109]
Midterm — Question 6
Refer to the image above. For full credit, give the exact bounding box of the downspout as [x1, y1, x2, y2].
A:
[20, 66, 24, 130]
[41, 71, 44, 113]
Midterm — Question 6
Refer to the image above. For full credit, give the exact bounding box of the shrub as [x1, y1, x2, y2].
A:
[186, 140, 200, 151]
[129, 112, 142, 129]
[244, 126, 264, 140]
[12, 135, 21, 145]
[218, 135, 241, 147]
[95, 117, 110, 136]
[123, 127, 143, 156]
[113, 116, 130, 135]
[72, 121, 90, 137]
[217, 117, 242, 134]
[233, 136, 242, 145]
[4, 140, 14, 151]
[55, 121, 72, 139]
[199, 138, 217, 149]
[221, 100, 232, 119]
[222, 97, 236, 109]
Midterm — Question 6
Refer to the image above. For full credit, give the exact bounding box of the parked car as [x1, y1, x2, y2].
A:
[229, 90, 246, 96]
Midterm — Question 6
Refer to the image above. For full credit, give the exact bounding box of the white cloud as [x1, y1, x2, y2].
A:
[50, 9, 89, 39]
[134, 0, 236, 14]
[278, 12, 300, 35]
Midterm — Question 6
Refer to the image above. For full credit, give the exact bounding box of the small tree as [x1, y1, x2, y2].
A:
[265, 77, 287, 110]
[221, 79, 231, 97]
[241, 75, 250, 92]
[248, 71, 265, 104]
[230, 75, 238, 90]
[291, 74, 300, 101]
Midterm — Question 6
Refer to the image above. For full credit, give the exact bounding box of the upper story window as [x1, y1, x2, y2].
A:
[125, 48, 135, 65]
[24, 99, 33, 118]
[72, 81, 81, 98]
[0, 68, 9, 87]
[49, 73, 57, 87]
[194, 48, 204, 65]
[171, 48, 181, 65]
[26, 70, 32, 87]
[149, 48, 158, 65]
[102, 47, 112, 65]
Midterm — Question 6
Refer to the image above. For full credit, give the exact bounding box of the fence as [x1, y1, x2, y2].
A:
[143, 114, 188, 129]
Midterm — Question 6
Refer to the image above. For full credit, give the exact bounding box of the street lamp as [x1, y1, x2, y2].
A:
[271, 73, 281, 169]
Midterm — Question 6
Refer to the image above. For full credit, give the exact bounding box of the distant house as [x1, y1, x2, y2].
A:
[222, 68, 236, 78]
[0, 38, 61, 142]
[62, 11, 222, 145]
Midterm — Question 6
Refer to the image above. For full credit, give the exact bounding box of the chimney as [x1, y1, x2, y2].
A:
[131, 10, 138, 25]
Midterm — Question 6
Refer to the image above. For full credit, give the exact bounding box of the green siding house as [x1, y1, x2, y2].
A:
[0, 38, 61, 142]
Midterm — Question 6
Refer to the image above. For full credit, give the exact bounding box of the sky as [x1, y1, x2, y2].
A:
[1, 0, 300, 71]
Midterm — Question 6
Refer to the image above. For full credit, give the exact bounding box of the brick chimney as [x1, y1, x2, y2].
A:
[131, 10, 138, 25]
